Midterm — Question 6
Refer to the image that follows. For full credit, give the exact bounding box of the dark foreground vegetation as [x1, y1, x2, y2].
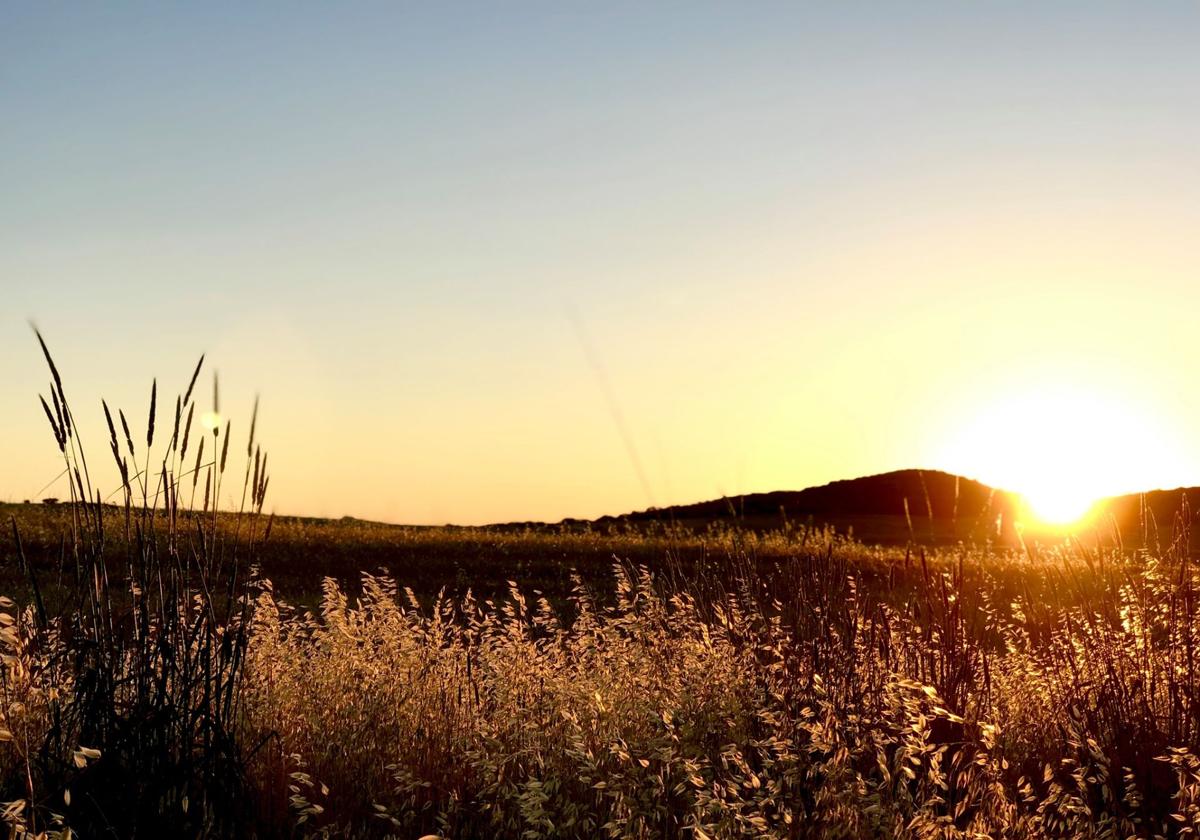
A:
[6, 339, 1200, 838]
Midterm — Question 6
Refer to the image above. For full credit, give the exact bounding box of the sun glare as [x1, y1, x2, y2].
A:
[933, 380, 1187, 530]
[1021, 484, 1098, 527]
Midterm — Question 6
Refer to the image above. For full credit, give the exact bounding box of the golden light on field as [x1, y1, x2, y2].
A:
[934, 380, 1186, 530]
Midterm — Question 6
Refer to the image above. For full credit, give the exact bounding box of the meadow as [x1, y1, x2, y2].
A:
[5, 345, 1200, 838]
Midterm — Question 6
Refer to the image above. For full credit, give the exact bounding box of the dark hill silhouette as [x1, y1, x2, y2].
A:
[580, 469, 1022, 545]
[579, 469, 1200, 549]
[608, 469, 1014, 522]
[1095, 487, 1200, 551]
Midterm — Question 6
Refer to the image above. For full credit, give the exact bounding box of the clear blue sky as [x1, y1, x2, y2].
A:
[4, 3, 1200, 523]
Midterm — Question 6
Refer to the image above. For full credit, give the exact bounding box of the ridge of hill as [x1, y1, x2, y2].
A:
[599, 469, 1016, 523]
[572, 468, 1200, 547]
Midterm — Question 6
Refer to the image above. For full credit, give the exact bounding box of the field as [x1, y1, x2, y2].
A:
[6, 498, 1200, 838]
[6, 348, 1200, 838]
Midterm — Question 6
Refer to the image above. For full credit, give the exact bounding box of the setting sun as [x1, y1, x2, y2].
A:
[1021, 484, 1098, 528]
[934, 379, 1189, 529]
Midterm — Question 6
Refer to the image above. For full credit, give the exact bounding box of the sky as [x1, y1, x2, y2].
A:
[4, 2, 1200, 525]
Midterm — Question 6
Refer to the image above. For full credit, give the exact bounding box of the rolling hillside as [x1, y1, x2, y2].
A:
[582, 469, 1200, 548]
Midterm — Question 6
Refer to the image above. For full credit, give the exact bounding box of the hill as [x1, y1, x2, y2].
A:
[568, 469, 1019, 544]
[584, 468, 1200, 549]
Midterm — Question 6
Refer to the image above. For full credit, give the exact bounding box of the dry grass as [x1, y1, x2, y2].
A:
[233, 539, 1200, 839]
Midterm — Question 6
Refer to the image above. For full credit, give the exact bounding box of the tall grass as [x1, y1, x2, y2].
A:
[2, 331, 269, 837]
[7, 340, 1200, 837]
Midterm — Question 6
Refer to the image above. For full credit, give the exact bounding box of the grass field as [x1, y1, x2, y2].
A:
[7, 345, 1200, 838]
[0, 501, 850, 609]
[7, 497, 1200, 838]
